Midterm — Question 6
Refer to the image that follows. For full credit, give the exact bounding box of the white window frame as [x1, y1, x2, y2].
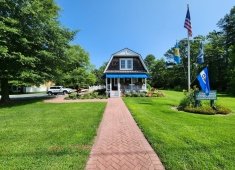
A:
[119, 58, 133, 70]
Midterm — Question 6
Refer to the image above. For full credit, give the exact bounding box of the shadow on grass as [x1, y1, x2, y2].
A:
[0, 144, 91, 158]
[217, 93, 235, 98]
[0, 96, 55, 108]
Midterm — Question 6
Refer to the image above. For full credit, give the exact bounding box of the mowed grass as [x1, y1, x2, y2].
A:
[0, 101, 106, 169]
[124, 91, 235, 170]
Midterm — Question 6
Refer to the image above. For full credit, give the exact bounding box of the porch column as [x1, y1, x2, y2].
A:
[144, 78, 147, 90]
[105, 78, 108, 95]
[131, 78, 133, 91]
[118, 78, 120, 97]
[110, 78, 112, 92]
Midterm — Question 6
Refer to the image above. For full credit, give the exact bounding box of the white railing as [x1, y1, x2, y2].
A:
[89, 85, 106, 92]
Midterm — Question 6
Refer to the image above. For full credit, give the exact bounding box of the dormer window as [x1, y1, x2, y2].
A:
[120, 58, 133, 70]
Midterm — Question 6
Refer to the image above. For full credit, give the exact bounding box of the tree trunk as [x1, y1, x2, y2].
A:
[0, 78, 10, 103]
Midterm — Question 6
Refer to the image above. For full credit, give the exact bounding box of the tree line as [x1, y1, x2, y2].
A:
[1, 1, 234, 103]
[144, 6, 235, 95]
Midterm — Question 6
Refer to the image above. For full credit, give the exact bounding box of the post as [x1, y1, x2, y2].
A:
[105, 78, 108, 96]
[131, 78, 133, 91]
[118, 78, 120, 97]
[144, 78, 147, 90]
[187, 34, 191, 91]
[110, 78, 112, 92]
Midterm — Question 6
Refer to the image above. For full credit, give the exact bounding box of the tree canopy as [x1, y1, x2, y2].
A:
[0, 0, 75, 102]
[56, 45, 96, 88]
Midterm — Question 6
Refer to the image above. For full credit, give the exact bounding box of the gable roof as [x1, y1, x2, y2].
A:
[104, 48, 149, 73]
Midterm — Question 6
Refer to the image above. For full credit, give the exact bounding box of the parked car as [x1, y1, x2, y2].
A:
[47, 86, 74, 95]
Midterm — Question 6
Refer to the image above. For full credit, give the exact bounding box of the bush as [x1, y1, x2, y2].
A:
[178, 88, 231, 115]
[216, 105, 231, 115]
[152, 90, 165, 97]
[183, 104, 231, 115]
[146, 88, 165, 97]
[184, 105, 216, 115]
[67, 93, 77, 100]
[66, 91, 107, 100]
[94, 89, 106, 95]
[178, 89, 196, 109]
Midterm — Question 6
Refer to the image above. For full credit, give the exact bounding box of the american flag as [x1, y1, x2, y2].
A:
[184, 5, 192, 37]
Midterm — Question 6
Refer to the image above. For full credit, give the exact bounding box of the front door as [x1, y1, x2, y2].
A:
[111, 78, 118, 91]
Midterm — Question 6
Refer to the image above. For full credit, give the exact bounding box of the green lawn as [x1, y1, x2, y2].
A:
[0, 101, 106, 169]
[124, 91, 235, 170]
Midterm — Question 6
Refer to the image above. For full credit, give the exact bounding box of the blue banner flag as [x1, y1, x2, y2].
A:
[174, 42, 181, 64]
[197, 41, 204, 64]
[197, 67, 210, 95]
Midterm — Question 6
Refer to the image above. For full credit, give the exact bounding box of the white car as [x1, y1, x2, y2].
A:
[47, 86, 74, 95]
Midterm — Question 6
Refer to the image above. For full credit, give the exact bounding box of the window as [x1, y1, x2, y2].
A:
[120, 60, 125, 69]
[120, 58, 133, 70]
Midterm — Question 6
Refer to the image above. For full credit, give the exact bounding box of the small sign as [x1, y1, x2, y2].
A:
[195, 90, 217, 100]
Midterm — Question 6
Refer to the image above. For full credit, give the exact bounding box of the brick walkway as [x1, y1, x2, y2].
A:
[86, 98, 164, 170]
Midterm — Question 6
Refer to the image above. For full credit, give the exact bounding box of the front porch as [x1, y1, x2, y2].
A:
[106, 77, 147, 97]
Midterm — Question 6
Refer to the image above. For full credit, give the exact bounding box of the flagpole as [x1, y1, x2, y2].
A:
[187, 32, 191, 91]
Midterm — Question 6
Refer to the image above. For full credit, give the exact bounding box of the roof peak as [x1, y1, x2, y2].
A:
[112, 48, 141, 57]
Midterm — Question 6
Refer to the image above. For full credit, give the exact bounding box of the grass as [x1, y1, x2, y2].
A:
[124, 90, 235, 170]
[0, 100, 106, 169]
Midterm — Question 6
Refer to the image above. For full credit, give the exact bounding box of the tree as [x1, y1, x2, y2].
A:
[144, 54, 156, 73]
[0, 0, 75, 102]
[93, 62, 107, 85]
[218, 6, 235, 94]
[204, 31, 227, 91]
[55, 45, 96, 88]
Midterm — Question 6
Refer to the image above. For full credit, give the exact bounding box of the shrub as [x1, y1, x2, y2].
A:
[183, 104, 231, 115]
[91, 92, 99, 98]
[215, 105, 231, 115]
[178, 88, 231, 115]
[94, 89, 106, 95]
[178, 89, 196, 109]
[146, 89, 165, 97]
[184, 105, 216, 115]
[67, 93, 77, 100]
[152, 90, 165, 97]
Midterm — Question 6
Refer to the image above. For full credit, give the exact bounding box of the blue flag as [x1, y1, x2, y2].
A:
[197, 67, 210, 95]
[174, 42, 181, 64]
[197, 42, 204, 64]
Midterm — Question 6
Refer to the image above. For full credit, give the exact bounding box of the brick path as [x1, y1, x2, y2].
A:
[86, 98, 164, 170]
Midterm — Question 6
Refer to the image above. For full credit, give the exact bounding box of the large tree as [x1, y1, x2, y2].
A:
[93, 62, 107, 85]
[55, 45, 96, 88]
[218, 6, 235, 94]
[0, 0, 75, 102]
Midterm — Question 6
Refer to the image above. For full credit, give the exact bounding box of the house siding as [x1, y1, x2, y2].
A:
[106, 56, 146, 72]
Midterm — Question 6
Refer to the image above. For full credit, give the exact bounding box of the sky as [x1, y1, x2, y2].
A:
[55, 0, 234, 68]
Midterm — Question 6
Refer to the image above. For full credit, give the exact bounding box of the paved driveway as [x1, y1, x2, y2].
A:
[0, 93, 53, 101]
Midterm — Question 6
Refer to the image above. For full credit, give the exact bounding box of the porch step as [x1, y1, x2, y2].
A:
[110, 91, 120, 97]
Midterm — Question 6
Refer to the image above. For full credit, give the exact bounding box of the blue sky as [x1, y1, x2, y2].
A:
[55, 0, 234, 68]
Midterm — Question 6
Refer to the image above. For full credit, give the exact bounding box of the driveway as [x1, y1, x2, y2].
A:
[0, 93, 54, 101]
